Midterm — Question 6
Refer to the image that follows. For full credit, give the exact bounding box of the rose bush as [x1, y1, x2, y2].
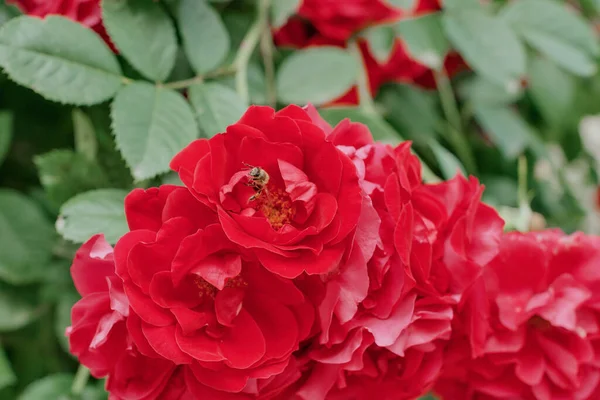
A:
[275, 0, 466, 105]
[435, 231, 600, 400]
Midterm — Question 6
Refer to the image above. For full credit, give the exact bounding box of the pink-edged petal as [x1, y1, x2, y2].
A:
[215, 287, 245, 327]
[71, 234, 115, 296]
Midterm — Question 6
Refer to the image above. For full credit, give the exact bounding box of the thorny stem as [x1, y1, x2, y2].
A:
[71, 364, 90, 396]
[161, 65, 237, 90]
[349, 39, 377, 115]
[259, 0, 277, 107]
[434, 69, 478, 175]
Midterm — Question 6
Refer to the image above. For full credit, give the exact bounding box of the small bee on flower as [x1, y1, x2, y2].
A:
[243, 163, 270, 202]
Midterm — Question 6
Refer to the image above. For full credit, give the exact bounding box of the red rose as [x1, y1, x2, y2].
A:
[67, 235, 194, 400]
[8, 0, 114, 50]
[170, 105, 365, 279]
[115, 184, 317, 394]
[296, 121, 502, 398]
[295, 0, 399, 42]
[435, 231, 600, 400]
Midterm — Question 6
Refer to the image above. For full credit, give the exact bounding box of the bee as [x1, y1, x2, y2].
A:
[243, 163, 270, 202]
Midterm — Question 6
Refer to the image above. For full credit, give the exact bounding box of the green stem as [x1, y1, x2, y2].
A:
[71, 364, 90, 396]
[235, 21, 263, 104]
[434, 69, 478, 174]
[420, 158, 442, 184]
[162, 65, 237, 90]
[259, 0, 276, 107]
[349, 40, 377, 115]
[517, 154, 529, 205]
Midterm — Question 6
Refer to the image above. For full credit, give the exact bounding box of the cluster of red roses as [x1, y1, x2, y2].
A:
[66, 103, 502, 399]
[67, 104, 600, 400]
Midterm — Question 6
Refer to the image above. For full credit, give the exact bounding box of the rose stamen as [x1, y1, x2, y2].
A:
[528, 315, 552, 331]
[255, 187, 296, 230]
[193, 275, 247, 298]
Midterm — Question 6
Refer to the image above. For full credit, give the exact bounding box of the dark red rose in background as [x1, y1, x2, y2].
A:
[171, 105, 367, 279]
[435, 231, 600, 400]
[295, 0, 399, 42]
[8, 0, 115, 50]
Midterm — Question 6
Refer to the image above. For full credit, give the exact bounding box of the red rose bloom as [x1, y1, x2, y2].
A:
[114, 184, 317, 394]
[295, 0, 398, 42]
[67, 235, 195, 400]
[170, 105, 366, 279]
[273, 107, 501, 400]
[435, 231, 600, 400]
[8, 0, 114, 50]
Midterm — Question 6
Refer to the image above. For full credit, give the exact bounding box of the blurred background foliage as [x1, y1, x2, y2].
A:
[0, 0, 599, 398]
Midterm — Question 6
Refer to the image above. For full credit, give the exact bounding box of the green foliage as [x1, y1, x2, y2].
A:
[111, 82, 198, 181]
[102, 0, 177, 81]
[0, 190, 55, 285]
[189, 82, 247, 137]
[178, 0, 230, 75]
[276, 47, 359, 105]
[443, 9, 526, 87]
[396, 13, 449, 69]
[0, 16, 122, 105]
[57, 189, 129, 244]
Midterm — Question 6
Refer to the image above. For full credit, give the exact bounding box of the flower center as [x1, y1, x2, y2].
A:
[256, 187, 296, 230]
[193, 275, 247, 298]
[528, 315, 552, 331]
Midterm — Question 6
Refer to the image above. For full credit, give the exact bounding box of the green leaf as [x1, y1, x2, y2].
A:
[528, 56, 577, 128]
[459, 75, 523, 105]
[72, 109, 98, 161]
[444, 0, 481, 9]
[18, 374, 73, 400]
[430, 141, 466, 179]
[396, 13, 449, 69]
[318, 107, 401, 143]
[35, 149, 109, 207]
[56, 189, 129, 244]
[0, 284, 40, 331]
[271, 0, 301, 28]
[111, 82, 198, 181]
[500, 0, 598, 76]
[102, 0, 177, 81]
[189, 82, 247, 137]
[0, 189, 55, 285]
[0, 16, 122, 105]
[55, 291, 79, 353]
[385, 0, 416, 8]
[443, 10, 525, 87]
[362, 25, 396, 64]
[474, 105, 533, 158]
[379, 84, 440, 143]
[522, 31, 596, 76]
[0, 346, 15, 390]
[0, 111, 12, 166]
[276, 47, 359, 105]
[178, 0, 230, 75]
